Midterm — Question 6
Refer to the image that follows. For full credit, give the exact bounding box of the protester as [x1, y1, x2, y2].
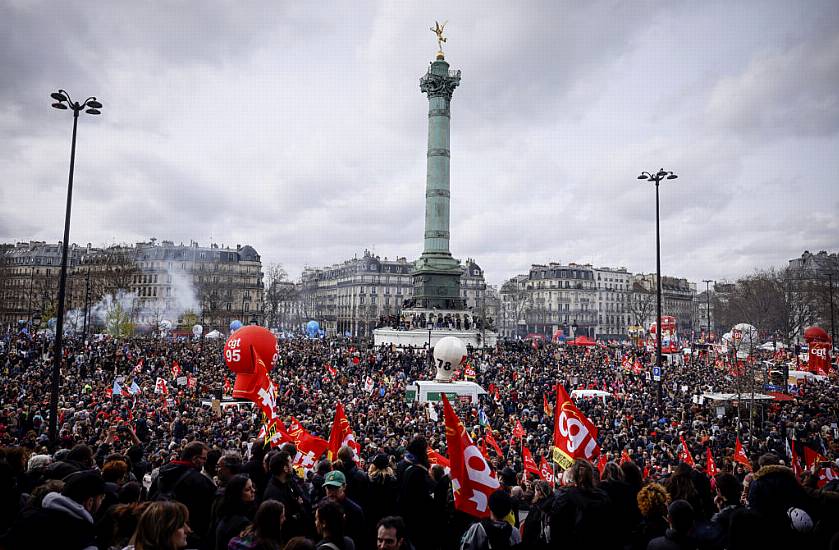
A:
[124, 500, 191, 550]
[0, 332, 836, 549]
[228, 499, 285, 550]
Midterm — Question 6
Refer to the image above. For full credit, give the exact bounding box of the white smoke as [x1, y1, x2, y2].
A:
[168, 268, 200, 316]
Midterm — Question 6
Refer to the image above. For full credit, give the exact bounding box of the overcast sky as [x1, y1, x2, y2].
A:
[2, 0, 837, 287]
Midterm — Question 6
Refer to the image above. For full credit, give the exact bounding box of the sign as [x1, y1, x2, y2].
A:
[652, 366, 661, 381]
[176, 376, 188, 386]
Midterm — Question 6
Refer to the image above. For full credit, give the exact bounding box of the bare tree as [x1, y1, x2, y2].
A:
[629, 282, 656, 329]
[264, 263, 292, 328]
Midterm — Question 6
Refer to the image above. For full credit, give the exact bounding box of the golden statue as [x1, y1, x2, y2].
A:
[430, 20, 447, 58]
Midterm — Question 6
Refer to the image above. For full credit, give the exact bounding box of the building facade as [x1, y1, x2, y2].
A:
[499, 263, 698, 341]
[0, 239, 264, 333]
[632, 274, 698, 337]
[300, 250, 488, 337]
[500, 263, 599, 339]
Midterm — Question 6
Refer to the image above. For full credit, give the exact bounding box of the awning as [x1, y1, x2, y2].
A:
[767, 391, 796, 402]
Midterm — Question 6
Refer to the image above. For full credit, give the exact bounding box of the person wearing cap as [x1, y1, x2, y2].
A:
[322, 469, 367, 550]
[1, 469, 106, 550]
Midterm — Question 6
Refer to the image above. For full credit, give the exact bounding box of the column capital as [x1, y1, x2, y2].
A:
[420, 63, 461, 100]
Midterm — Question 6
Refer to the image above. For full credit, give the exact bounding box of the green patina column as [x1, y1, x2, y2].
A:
[412, 53, 465, 310]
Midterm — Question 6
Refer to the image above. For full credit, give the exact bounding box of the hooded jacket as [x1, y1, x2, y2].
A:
[0, 492, 97, 550]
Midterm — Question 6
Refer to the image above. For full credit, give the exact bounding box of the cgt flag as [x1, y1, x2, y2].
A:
[733, 437, 752, 471]
[539, 456, 555, 487]
[679, 436, 696, 467]
[327, 402, 360, 460]
[522, 447, 542, 479]
[442, 394, 500, 518]
[705, 447, 718, 478]
[552, 384, 600, 469]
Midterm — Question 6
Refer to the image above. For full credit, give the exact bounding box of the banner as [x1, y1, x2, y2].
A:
[807, 341, 832, 376]
[552, 384, 600, 469]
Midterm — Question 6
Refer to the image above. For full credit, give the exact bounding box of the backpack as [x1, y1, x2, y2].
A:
[479, 519, 513, 550]
[154, 468, 192, 501]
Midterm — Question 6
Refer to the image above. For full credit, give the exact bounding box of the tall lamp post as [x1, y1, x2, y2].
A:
[702, 279, 714, 366]
[48, 90, 102, 445]
[638, 168, 678, 407]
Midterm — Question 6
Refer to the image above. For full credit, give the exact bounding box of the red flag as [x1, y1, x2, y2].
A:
[325, 363, 337, 377]
[733, 438, 752, 471]
[223, 377, 231, 395]
[552, 384, 600, 469]
[428, 449, 451, 472]
[679, 436, 696, 467]
[788, 440, 803, 478]
[104, 387, 113, 399]
[543, 393, 552, 416]
[597, 454, 608, 474]
[293, 430, 329, 471]
[479, 438, 491, 461]
[522, 447, 542, 479]
[620, 449, 632, 465]
[802, 446, 828, 469]
[442, 394, 500, 518]
[484, 430, 504, 457]
[327, 402, 360, 460]
[172, 360, 181, 379]
[464, 364, 476, 379]
[632, 359, 643, 375]
[154, 377, 169, 395]
[513, 419, 526, 440]
[134, 358, 144, 373]
[539, 456, 555, 487]
[643, 465, 651, 479]
[186, 373, 196, 389]
[705, 448, 718, 478]
[487, 383, 497, 396]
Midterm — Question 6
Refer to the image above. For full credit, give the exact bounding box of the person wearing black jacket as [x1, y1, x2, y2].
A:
[263, 451, 312, 540]
[398, 436, 437, 550]
[149, 441, 216, 548]
[0, 470, 106, 550]
[550, 459, 619, 550]
[337, 445, 368, 512]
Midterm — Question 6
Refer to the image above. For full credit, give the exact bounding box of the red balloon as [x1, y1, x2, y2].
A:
[803, 326, 831, 344]
[224, 326, 278, 374]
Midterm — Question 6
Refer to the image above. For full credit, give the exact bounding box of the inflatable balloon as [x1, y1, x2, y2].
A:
[230, 320, 243, 332]
[433, 336, 468, 382]
[730, 323, 758, 358]
[224, 325, 278, 374]
[192, 324, 203, 337]
[159, 320, 173, 331]
[803, 326, 831, 344]
[306, 320, 320, 338]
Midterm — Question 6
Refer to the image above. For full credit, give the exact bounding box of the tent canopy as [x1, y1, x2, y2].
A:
[567, 336, 597, 347]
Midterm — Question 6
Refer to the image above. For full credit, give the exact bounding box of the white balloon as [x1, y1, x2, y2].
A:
[730, 323, 758, 358]
[433, 336, 468, 382]
[192, 324, 203, 336]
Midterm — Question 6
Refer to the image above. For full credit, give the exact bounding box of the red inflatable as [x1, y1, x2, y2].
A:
[224, 325, 278, 374]
[803, 326, 831, 344]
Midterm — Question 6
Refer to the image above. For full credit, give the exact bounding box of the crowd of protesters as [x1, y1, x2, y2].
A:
[0, 328, 837, 549]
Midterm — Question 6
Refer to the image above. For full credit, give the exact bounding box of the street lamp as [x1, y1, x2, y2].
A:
[48, 89, 102, 445]
[638, 168, 678, 407]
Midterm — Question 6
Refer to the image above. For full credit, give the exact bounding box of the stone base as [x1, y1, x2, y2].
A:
[373, 326, 497, 349]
